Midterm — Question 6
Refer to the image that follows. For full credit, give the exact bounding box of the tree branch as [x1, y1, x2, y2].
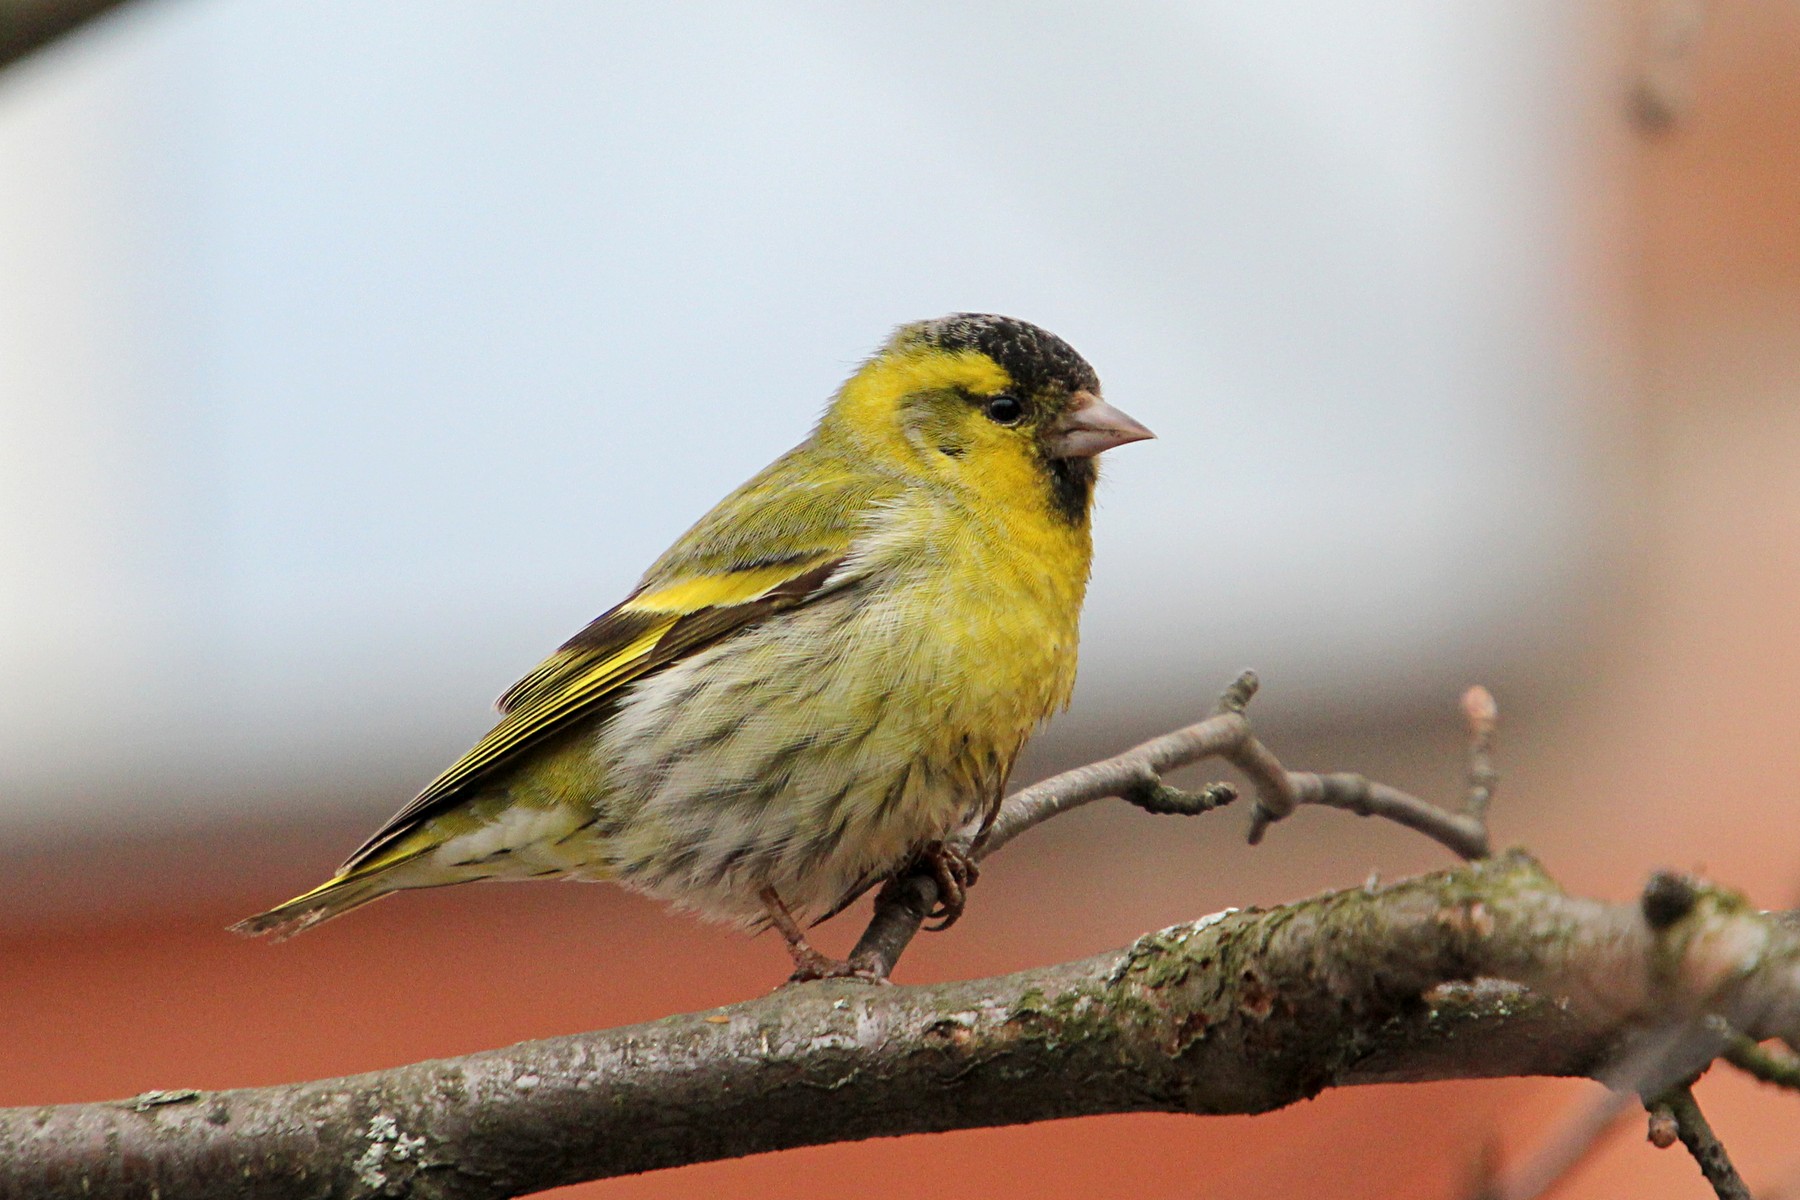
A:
[1725, 1032, 1800, 1090]
[1658, 1085, 1753, 1200]
[850, 671, 1490, 978]
[9, 852, 1800, 1199]
[12, 680, 1786, 1197]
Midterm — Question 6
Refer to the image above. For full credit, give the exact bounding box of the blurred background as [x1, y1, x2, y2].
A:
[2, 1, 1797, 1196]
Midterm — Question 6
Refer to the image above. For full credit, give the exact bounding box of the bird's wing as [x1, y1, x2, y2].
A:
[340, 551, 849, 872]
[340, 453, 891, 873]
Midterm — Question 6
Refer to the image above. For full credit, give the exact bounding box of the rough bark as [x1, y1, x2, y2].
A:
[7, 852, 1798, 1199]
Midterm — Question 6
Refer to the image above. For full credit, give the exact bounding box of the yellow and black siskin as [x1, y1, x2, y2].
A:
[235, 313, 1153, 980]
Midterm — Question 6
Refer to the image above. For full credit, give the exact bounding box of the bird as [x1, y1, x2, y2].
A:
[233, 313, 1153, 980]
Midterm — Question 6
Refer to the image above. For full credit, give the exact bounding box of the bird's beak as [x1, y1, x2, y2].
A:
[1045, 391, 1155, 459]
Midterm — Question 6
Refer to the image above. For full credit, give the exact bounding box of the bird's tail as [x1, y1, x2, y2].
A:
[229, 846, 427, 941]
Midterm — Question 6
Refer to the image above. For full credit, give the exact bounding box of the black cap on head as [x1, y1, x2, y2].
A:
[904, 313, 1101, 399]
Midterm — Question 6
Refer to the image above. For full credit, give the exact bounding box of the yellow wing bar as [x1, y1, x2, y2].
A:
[338, 552, 845, 872]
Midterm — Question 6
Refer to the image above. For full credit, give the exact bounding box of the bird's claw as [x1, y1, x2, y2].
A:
[920, 840, 979, 931]
[783, 948, 889, 986]
[763, 883, 887, 985]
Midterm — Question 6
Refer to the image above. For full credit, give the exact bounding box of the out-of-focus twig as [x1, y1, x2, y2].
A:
[1462, 685, 1500, 821]
[1661, 1085, 1753, 1200]
[1470, 863, 1777, 1200]
[1475, 1017, 1725, 1200]
[1632, 0, 1714, 133]
[1470, 1085, 1637, 1200]
[0, 0, 137, 73]
[1726, 1032, 1800, 1090]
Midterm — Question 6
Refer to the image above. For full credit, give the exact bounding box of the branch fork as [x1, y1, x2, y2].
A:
[851, 670, 1495, 979]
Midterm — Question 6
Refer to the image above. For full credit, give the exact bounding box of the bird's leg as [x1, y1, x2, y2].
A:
[759, 886, 878, 984]
[918, 840, 980, 931]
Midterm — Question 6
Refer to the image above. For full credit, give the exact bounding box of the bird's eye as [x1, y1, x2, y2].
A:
[983, 394, 1024, 426]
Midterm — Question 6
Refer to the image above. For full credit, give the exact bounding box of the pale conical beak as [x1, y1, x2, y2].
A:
[1046, 391, 1156, 459]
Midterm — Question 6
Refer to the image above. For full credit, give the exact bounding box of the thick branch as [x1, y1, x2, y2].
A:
[10, 853, 1800, 1199]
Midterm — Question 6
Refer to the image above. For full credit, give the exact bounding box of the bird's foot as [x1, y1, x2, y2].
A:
[919, 840, 980, 931]
[760, 884, 887, 986]
[784, 948, 889, 986]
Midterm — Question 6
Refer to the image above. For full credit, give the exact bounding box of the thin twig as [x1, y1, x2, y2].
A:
[986, 670, 1263, 859]
[1631, 0, 1714, 133]
[1474, 863, 1770, 1200]
[1463, 685, 1500, 820]
[1478, 1017, 1722, 1200]
[1268, 771, 1491, 860]
[1662, 1085, 1754, 1200]
[1240, 678, 1491, 858]
[851, 672, 1491, 977]
[1726, 1033, 1800, 1090]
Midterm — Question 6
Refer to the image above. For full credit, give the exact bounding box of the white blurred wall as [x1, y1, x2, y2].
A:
[0, 1, 1614, 837]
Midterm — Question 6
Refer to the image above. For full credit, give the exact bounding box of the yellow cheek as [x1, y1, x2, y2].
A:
[957, 426, 1052, 507]
[834, 349, 1011, 452]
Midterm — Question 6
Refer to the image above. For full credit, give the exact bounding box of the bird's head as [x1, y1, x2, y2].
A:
[822, 313, 1153, 524]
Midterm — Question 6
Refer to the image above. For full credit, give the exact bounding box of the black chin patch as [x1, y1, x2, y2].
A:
[1045, 455, 1096, 525]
